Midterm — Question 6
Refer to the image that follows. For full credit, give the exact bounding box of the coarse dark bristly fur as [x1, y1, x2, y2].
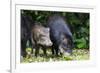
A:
[47, 14, 74, 56]
[21, 14, 34, 57]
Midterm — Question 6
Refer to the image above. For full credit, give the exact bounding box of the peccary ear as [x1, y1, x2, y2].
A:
[46, 28, 50, 31]
[43, 28, 50, 33]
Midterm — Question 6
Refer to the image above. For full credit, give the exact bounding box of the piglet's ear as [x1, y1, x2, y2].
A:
[44, 28, 50, 32]
[46, 28, 50, 31]
[42, 28, 50, 33]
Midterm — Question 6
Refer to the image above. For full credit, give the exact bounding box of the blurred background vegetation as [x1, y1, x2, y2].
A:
[21, 10, 89, 49]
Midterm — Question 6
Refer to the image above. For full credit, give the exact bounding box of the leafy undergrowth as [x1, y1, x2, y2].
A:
[21, 49, 89, 63]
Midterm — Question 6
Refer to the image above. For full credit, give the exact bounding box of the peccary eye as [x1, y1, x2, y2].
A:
[39, 34, 45, 38]
[39, 34, 46, 40]
[40, 39, 44, 41]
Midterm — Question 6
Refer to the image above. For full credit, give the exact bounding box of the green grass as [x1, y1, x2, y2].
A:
[21, 48, 89, 63]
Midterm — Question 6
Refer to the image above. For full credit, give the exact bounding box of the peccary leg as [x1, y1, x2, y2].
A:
[35, 45, 39, 57]
[42, 47, 47, 57]
[55, 45, 59, 56]
[51, 45, 55, 55]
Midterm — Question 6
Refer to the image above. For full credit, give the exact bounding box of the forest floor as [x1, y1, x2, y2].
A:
[21, 49, 89, 63]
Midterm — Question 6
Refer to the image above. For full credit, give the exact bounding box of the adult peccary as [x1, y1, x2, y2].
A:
[47, 14, 74, 56]
[21, 14, 34, 57]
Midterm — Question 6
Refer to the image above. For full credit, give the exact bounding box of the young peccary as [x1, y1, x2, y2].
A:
[31, 23, 52, 57]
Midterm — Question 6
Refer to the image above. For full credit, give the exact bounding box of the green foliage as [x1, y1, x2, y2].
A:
[21, 10, 89, 49]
